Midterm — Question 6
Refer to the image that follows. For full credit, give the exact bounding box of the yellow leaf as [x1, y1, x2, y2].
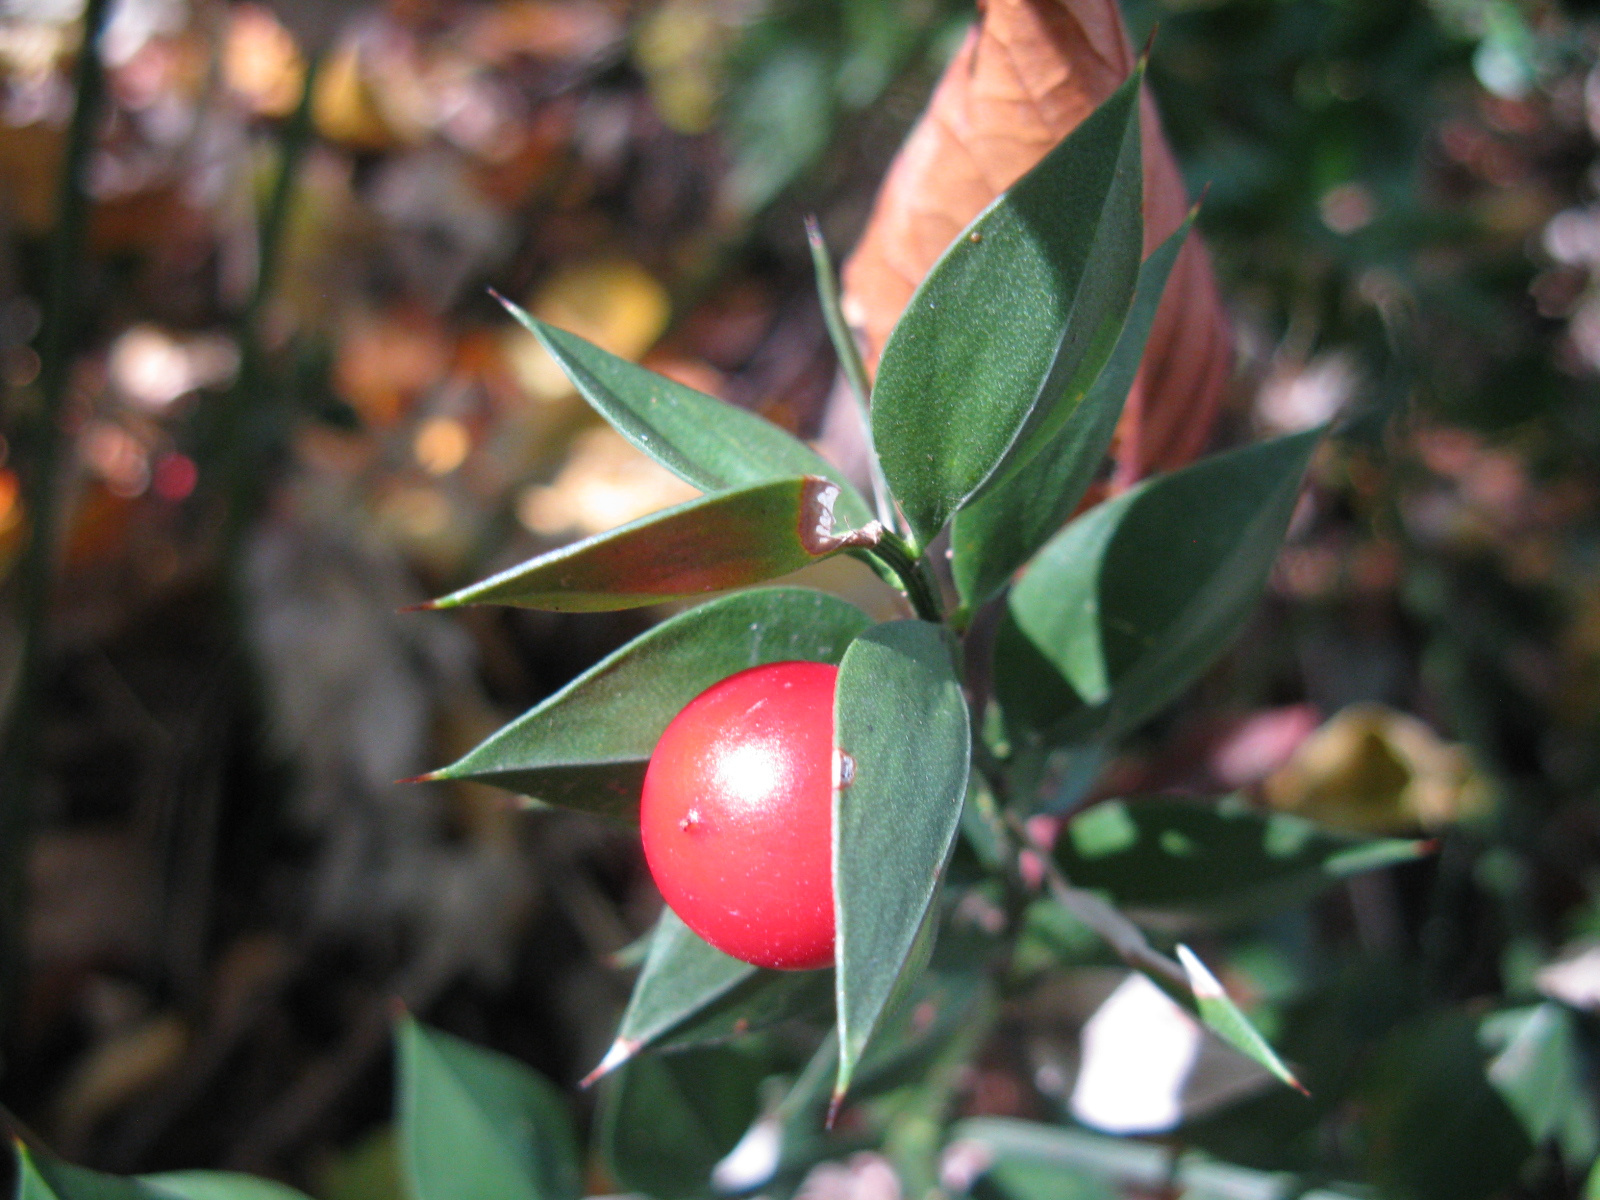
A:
[1264, 703, 1492, 834]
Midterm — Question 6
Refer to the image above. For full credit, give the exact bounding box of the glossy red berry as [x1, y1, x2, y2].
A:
[640, 661, 837, 970]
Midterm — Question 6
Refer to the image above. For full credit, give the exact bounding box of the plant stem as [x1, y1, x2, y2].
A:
[804, 216, 897, 532]
[0, 0, 113, 1046]
[219, 48, 322, 558]
[1005, 803, 1189, 993]
[867, 529, 944, 624]
[969, 740, 1189, 994]
[157, 50, 321, 1008]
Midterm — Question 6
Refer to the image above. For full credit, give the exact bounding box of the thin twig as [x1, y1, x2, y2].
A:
[970, 737, 1188, 993]
[1003, 805, 1188, 992]
[0, 0, 114, 1044]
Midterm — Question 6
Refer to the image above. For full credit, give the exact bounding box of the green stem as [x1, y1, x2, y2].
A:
[883, 988, 998, 1199]
[866, 530, 944, 624]
[804, 216, 896, 533]
[1001, 799, 1188, 993]
[0, 0, 114, 1046]
[969, 738, 1190, 995]
[219, 48, 322, 557]
[155, 50, 322, 1007]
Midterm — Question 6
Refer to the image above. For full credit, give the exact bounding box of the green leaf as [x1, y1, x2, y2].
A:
[945, 1120, 1152, 1200]
[950, 217, 1194, 607]
[1481, 1002, 1600, 1170]
[396, 1016, 581, 1200]
[142, 1177, 311, 1200]
[833, 620, 971, 1100]
[990, 616, 1084, 748]
[604, 908, 752, 1065]
[654, 968, 833, 1054]
[429, 477, 877, 612]
[14, 1152, 314, 1200]
[1177, 945, 1305, 1095]
[586, 907, 832, 1083]
[500, 301, 874, 528]
[1055, 796, 1431, 929]
[1006, 430, 1321, 747]
[599, 1046, 766, 1200]
[1360, 1011, 1533, 1200]
[871, 72, 1143, 547]
[946, 1120, 1368, 1200]
[17, 1151, 148, 1200]
[430, 588, 870, 820]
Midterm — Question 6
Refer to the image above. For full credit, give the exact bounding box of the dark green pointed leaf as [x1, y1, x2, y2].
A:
[431, 477, 876, 612]
[610, 908, 753, 1061]
[991, 615, 1083, 747]
[502, 301, 873, 528]
[17, 1152, 147, 1200]
[1055, 796, 1431, 929]
[396, 1016, 581, 1200]
[599, 1046, 765, 1200]
[431, 588, 870, 820]
[950, 218, 1194, 607]
[871, 72, 1143, 547]
[1006, 430, 1321, 747]
[13, 1152, 314, 1200]
[142, 1177, 311, 1200]
[1482, 1003, 1600, 1170]
[11, 1155, 305, 1200]
[1177, 945, 1305, 1094]
[1361, 1011, 1532, 1200]
[833, 620, 970, 1099]
[654, 967, 833, 1054]
[587, 907, 832, 1082]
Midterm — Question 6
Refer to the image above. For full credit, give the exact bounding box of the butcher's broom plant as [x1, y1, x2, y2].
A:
[16, 68, 1427, 1200]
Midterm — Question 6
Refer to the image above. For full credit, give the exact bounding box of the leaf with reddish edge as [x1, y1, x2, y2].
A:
[425, 477, 881, 613]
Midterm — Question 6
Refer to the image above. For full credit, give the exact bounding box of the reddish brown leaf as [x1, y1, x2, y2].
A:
[841, 0, 1231, 483]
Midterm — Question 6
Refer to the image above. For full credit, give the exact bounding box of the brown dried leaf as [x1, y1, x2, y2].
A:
[841, 0, 1231, 482]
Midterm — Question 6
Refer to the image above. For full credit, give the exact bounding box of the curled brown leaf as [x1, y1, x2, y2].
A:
[841, 0, 1231, 483]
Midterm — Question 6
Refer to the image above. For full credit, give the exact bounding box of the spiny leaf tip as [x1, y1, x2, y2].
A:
[580, 1038, 638, 1088]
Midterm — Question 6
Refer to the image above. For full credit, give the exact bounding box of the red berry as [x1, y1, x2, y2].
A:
[640, 661, 837, 970]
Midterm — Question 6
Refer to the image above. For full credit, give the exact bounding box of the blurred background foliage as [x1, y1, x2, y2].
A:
[2, 0, 1600, 1197]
